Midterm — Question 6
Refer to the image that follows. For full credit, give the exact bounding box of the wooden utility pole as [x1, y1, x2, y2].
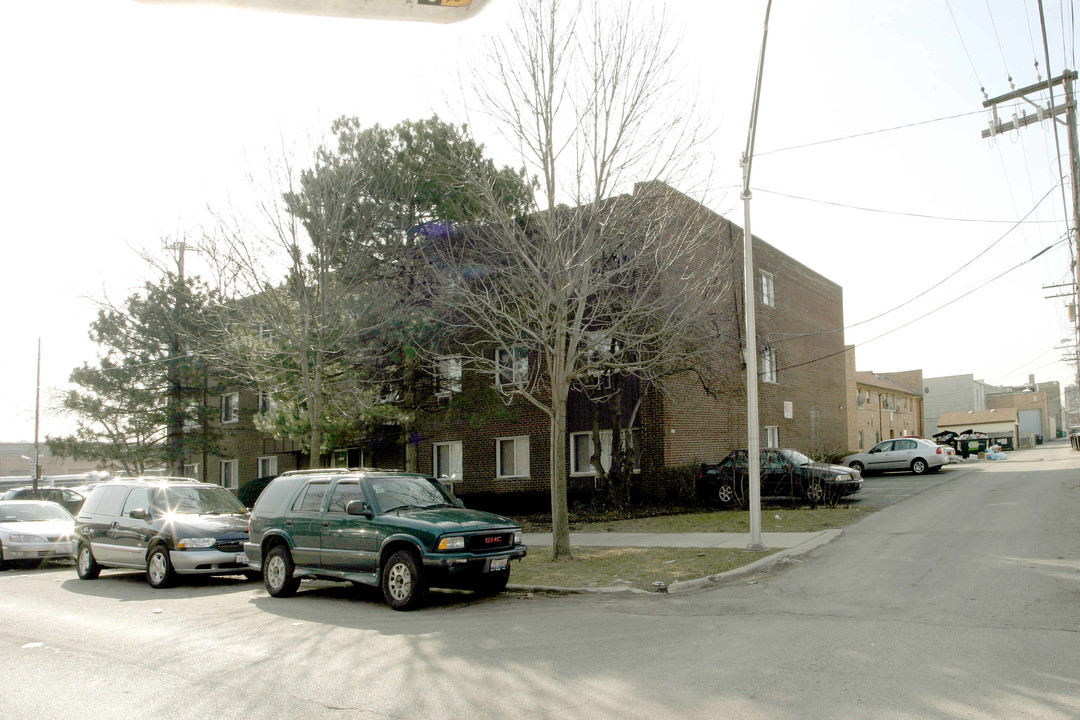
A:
[983, 70, 1080, 389]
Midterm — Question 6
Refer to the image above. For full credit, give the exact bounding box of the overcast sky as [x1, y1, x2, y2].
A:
[1, 0, 1077, 443]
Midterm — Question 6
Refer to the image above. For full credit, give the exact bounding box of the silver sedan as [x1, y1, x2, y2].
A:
[842, 438, 949, 476]
[0, 500, 76, 569]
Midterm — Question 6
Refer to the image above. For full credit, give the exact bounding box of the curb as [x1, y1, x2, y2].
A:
[506, 529, 843, 596]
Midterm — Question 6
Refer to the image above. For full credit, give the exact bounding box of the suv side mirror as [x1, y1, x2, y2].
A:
[345, 500, 374, 518]
[129, 508, 148, 520]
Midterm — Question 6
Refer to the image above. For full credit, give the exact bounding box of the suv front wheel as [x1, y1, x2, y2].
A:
[263, 545, 300, 598]
[382, 550, 426, 611]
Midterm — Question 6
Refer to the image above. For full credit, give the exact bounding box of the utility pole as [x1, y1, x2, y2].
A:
[740, 0, 774, 553]
[32, 338, 41, 491]
[983, 69, 1080, 391]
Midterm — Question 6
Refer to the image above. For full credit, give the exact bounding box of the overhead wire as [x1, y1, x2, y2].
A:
[775, 235, 1071, 374]
[769, 184, 1060, 343]
[985, 0, 1015, 88]
[752, 186, 1061, 223]
[947, 0, 990, 99]
[755, 110, 985, 156]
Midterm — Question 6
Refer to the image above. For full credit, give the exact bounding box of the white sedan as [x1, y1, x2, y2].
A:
[0, 500, 76, 570]
[843, 438, 950, 476]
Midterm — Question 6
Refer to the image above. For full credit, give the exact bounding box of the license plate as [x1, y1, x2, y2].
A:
[489, 556, 508, 572]
[236, 553, 246, 563]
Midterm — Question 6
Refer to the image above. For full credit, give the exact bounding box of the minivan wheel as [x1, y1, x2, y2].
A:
[263, 545, 299, 598]
[382, 550, 426, 611]
[146, 546, 175, 589]
[76, 543, 101, 580]
[911, 458, 928, 475]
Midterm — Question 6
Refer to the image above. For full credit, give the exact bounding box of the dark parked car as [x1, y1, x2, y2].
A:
[74, 477, 251, 588]
[245, 469, 527, 610]
[698, 448, 862, 507]
[2, 486, 86, 515]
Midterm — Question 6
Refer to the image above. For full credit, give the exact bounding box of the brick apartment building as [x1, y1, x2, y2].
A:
[191, 183, 849, 509]
[411, 183, 850, 507]
[842, 354, 925, 452]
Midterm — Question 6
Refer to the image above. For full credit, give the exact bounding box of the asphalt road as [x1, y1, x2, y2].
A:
[2, 448, 1079, 719]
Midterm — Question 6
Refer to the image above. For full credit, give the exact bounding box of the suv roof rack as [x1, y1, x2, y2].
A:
[278, 467, 404, 477]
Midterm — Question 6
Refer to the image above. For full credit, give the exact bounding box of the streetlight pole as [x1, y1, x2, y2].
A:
[740, 0, 774, 552]
[33, 338, 41, 491]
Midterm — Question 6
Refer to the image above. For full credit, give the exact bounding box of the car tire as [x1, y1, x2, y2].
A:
[475, 568, 510, 596]
[0, 543, 5, 571]
[146, 545, 176, 589]
[716, 482, 737, 505]
[382, 549, 426, 611]
[76, 542, 101, 580]
[849, 461, 865, 474]
[263, 545, 299, 598]
[911, 458, 928, 475]
[804, 479, 825, 506]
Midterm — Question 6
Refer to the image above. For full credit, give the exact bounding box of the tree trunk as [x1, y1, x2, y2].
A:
[550, 378, 572, 559]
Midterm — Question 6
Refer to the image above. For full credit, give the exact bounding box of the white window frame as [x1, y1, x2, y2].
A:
[760, 270, 775, 307]
[257, 456, 278, 478]
[761, 347, 777, 383]
[496, 347, 529, 388]
[221, 392, 240, 423]
[220, 459, 239, 490]
[434, 356, 462, 395]
[496, 436, 530, 478]
[764, 426, 780, 448]
[257, 390, 274, 414]
[180, 463, 199, 481]
[433, 441, 463, 482]
[570, 431, 611, 476]
[258, 324, 273, 342]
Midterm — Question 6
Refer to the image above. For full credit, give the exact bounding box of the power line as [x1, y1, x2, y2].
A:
[775, 236, 1070, 374]
[755, 110, 985, 156]
[769, 184, 1060, 345]
[753, 186, 1062, 223]
[946, 0, 989, 100]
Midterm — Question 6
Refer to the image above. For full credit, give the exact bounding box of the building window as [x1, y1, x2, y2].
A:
[180, 463, 199, 481]
[220, 459, 238, 490]
[570, 430, 642, 475]
[858, 431, 864, 449]
[258, 324, 273, 342]
[764, 426, 779, 447]
[221, 393, 240, 423]
[257, 456, 277, 478]
[496, 347, 529, 388]
[761, 347, 777, 383]
[434, 356, 462, 395]
[496, 436, 530, 478]
[433, 441, 463, 482]
[257, 390, 273, 414]
[759, 270, 775, 307]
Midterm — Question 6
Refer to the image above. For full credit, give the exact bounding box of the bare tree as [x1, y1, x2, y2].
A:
[197, 141, 401, 463]
[425, 0, 730, 558]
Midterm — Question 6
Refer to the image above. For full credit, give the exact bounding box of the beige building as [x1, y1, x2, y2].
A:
[937, 408, 1020, 450]
[845, 360, 925, 452]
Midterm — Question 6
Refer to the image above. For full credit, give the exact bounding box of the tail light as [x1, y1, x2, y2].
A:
[935, 447, 942, 454]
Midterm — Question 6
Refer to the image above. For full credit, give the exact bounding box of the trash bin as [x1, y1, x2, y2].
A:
[1035, 434, 1043, 445]
[960, 438, 988, 458]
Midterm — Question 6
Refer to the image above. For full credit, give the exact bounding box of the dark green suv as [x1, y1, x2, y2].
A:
[244, 469, 527, 610]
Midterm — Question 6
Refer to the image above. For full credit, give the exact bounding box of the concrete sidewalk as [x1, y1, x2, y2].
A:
[514, 529, 842, 595]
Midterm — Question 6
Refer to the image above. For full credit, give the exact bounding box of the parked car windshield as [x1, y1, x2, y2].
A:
[370, 476, 455, 513]
[780, 449, 812, 466]
[152, 486, 248, 515]
[0, 501, 73, 522]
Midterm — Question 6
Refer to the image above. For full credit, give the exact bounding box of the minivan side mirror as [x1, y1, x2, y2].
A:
[129, 508, 148, 520]
[345, 500, 374, 518]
